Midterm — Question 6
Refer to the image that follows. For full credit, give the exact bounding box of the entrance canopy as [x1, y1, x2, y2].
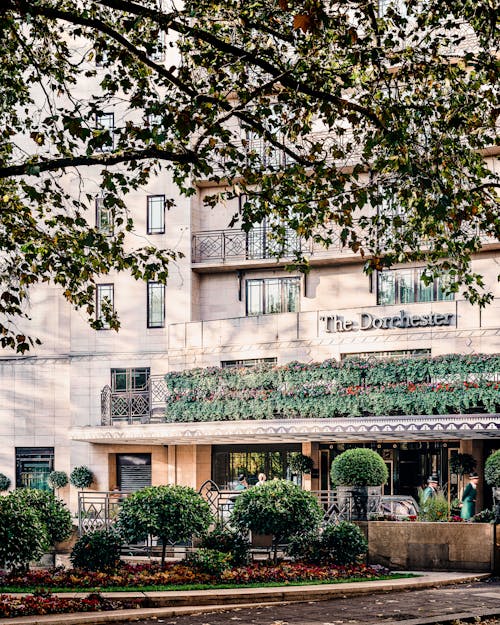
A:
[70, 413, 500, 445]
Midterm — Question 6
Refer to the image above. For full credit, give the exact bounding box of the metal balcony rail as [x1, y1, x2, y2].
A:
[192, 225, 358, 264]
[101, 375, 169, 426]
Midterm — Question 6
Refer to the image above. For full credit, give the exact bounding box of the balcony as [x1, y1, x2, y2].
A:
[191, 225, 360, 268]
[100, 375, 168, 425]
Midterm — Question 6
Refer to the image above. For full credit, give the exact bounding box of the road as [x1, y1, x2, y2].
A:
[108, 579, 500, 625]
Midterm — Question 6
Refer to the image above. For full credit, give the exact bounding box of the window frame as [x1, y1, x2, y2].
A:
[147, 280, 165, 328]
[147, 195, 166, 235]
[95, 197, 113, 235]
[96, 283, 114, 329]
[377, 268, 454, 305]
[95, 111, 115, 151]
[246, 277, 300, 316]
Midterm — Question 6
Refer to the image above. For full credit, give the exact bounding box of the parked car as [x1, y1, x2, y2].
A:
[380, 495, 419, 519]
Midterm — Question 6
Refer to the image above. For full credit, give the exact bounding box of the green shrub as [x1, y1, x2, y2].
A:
[70, 466, 94, 489]
[0, 495, 49, 571]
[484, 450, 500, 487]
[70, 529, 122, 570]
[48, 471, 69, 490]
[330, 448, 388, 486]
[10, 489, 73, 545]
[117, 485, 213, 566]
[472, 508, 495, 523]
[230, 479, 322, 562]
[287, 522, 367, 565]
[200, 523, 250, 566]
[187, 548, 232, 577]
[289, 453, 314, 475]
[449, 453, 477, 476]
[418, 492, 449, 521]
[0, 473, 11, 492]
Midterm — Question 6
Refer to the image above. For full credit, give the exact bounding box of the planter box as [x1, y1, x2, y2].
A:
[368, 521, 496, 572]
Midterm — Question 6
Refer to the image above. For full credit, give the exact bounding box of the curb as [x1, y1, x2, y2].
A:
[0, 572, 492, 625]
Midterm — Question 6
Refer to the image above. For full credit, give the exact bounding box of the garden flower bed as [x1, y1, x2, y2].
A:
[0, 562, 392, 593]
[0, 592, 144, 619]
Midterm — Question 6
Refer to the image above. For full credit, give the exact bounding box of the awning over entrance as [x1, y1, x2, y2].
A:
[70, 413, 500, 445]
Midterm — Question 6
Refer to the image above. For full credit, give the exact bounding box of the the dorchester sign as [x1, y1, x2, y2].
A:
[320, 309, 455, 333]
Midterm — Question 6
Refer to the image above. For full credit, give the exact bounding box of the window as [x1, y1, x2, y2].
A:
[147, 281, 165, 328]
[96, 284, 114, 329]
[221, 357, 277, 368]
[16, 448, 54, 491]
[378, 0, 406, 17]
[111, 368, 150, 392]
[341, 349, 431, 361]
[95, 197, 113, 234]
[147, 195, 165, 234]
[246, 277, 300, 316]
[95, 112, 114, 151]
[377, 269, 454, 305]
[148, 29, 166, 62]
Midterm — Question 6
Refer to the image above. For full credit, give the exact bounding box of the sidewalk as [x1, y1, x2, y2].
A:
[0, 571, 494, 625]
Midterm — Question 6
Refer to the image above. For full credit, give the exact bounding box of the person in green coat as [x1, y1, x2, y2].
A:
[460, 472, 479, 520]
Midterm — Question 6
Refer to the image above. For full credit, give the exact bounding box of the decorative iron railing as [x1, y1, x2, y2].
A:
[101, 375, 169, 425]
[192, 225, 357, 264]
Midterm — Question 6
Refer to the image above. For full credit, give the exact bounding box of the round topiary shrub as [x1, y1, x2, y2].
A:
[70, 466, 94, 489]
[230, 479, 323, 562]
[70, 529, 122, 571]
[117, 485, 213, 566]
[201, 523, 250, 566]
[289, 453, 314, 475]
[330, 448, 388, 486]
[0, 494, 49, 571]
[484, 450, 500, 487]
[0, 473, 11, 492]
[10, 488, 73, 545]
[47, 471, 69, 490]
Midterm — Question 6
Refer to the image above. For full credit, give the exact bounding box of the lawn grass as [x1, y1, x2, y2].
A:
[0, 573, 415, 594]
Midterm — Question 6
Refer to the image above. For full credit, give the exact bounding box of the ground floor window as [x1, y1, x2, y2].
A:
[212, 444, 301, 489]
[15, 447, 54, 491]
[220, 357, 277, 368]
[341, 349, 431, 361]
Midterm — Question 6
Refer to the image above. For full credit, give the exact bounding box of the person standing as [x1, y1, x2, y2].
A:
[422, 475, 439, 503]
[460, 472, 479, 520]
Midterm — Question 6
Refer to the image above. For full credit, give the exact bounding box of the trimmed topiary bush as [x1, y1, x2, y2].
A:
[70, 466, 94, 489]
[117, 485, 213, 566]
[10, 489, 73, 545]
[0, 473, 11, 492]
[200, 523, 250, 566]
[330, 448, 388, 486]
[0, 495, 49, 571]
[230, 479, 323, 562]
[47, 471, 69, 490]
[70, 529, 122, 571]
[449, 453, 477, 476]
[289, 453, 314, 475]
[287, 522, 367, 565]
[485, 450, 500, 487]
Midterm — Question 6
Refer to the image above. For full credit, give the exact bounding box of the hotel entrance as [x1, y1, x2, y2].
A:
[319, 442, 457, 501]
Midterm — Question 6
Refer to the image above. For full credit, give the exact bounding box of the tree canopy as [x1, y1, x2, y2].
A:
[1, 0, 499, 351]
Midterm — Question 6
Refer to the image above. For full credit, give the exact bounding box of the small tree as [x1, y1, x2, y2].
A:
[47, 471, 69, 492]
[70, 466, 94, 489]
[330, 449, 388, 487]
[230, 479, 323, 563]
[0, 473, 11, 492]
[117, 485, 213, 566]
[10, 489, 73, 545]
[289, 453, 314, 475]
[0, 495, 49, 571]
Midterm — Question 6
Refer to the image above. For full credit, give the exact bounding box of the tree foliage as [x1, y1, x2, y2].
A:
[116, 485, 213, 565]
[230, 479, 323, 561]
[10, 488, 73, 545]
[0, 0, 499, 350]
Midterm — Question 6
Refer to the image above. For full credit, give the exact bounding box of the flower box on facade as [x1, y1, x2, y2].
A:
[367, 521, 498, 572]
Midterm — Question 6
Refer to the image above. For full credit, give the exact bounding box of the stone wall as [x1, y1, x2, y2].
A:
[368, 521, 495, 572]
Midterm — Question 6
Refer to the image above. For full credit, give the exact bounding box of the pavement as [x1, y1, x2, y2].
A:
[1, 572, 499, 625]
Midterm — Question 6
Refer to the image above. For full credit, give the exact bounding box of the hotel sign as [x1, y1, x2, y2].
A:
[320, 309, 455, 333]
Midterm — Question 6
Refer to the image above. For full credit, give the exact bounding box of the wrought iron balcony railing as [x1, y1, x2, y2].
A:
[100, 375, 169, 425]
[191, 225, 357, 264]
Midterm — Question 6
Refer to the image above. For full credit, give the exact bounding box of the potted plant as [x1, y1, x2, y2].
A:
[70, 466, 94, 490]
[330, 448, 388, 521]
[47, 471, 69, 493]
[484, 450, 500, 523]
